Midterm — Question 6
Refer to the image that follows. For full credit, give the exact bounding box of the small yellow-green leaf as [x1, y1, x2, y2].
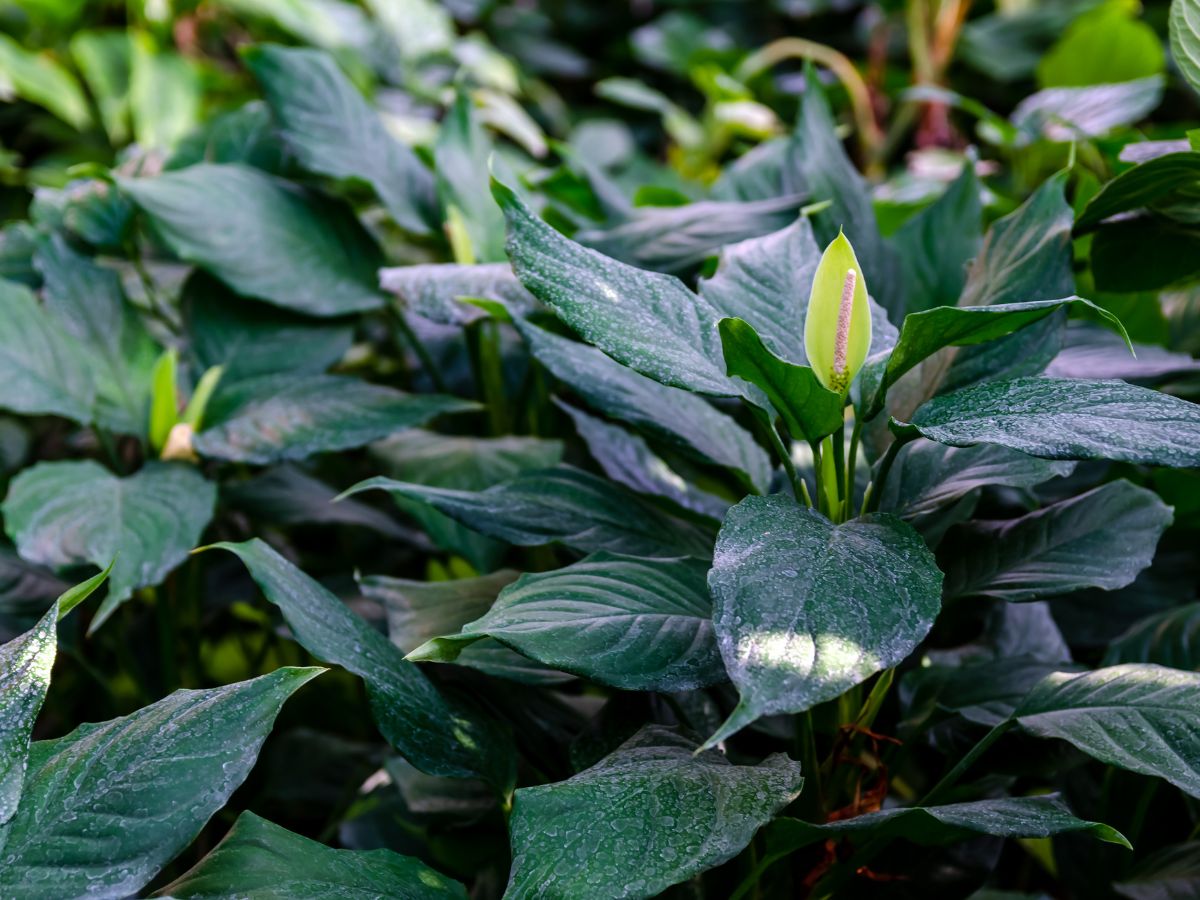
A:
[803, 231, 871, 395]
[148, 348, 179, 452]
[182, 365, 224, 430]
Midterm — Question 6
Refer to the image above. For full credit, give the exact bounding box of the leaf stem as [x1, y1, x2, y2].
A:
[845, 416, 862, 519]
[831, 424, 846, 522]
[860, 432, 914, 515]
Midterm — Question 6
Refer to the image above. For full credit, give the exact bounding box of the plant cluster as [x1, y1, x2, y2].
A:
[2, 0, 1200, 898]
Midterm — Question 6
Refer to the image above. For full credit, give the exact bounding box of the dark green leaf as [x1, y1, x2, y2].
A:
[1104, 603, 1200, 669]
[381, 262, 537, 326]
[166, 100, 286, 173]
[0, 667, 323, 899]
[212, 539, 516, 792]
[0, 604, 55, 824]
[894, 164, 983, 313]
[410, 552, 723, 692]
[2, 460, 216, 631]
[899, 377, 1200, 467]
[192, 374, 477, 464]
[345, 465, 715, 558]
[879, 441, 1074, 521]
[505, 726, 802, 899]
[183, 271, 353, 382]
[1115, 841, 1200, 899]
[762, 794, 1127, 858]
[436, 91, 506, 262]
[1075, 152, 1200, 233]
[369, 429, 564, 570]
[156, 811, 465, 898]
[704, 496, 942, 746]
[119, 163, 384, 317]
[697, 218, 818, 363]
[245, 44, 436, 234]
[0, 278, 94, 423]
[718, 317, 844, 442]
[945, 480, 1172, 602]
[33, 231, 158, 437]
[1092, 216, 1200, 292]
[516, 319, 770, 492]
[1014, 664, 1200, 796]
[493, 177, 734, 395]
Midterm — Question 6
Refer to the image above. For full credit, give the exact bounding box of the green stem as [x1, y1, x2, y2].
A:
[759, 417, 809, 506]
[920, 719, 1016, 807]
[845, 417, 862, 519]
[860, 433, 914, 515]
[831, 424, 846, 522]
[810, 439, 826, 517]
[392, 310, 447, 393]
[470, 320, 508, 435]
[795, 709, 825, 821]
[819, 435, 839, 518]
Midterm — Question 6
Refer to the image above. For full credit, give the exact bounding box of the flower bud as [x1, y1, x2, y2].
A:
[804, 230, 872, 396]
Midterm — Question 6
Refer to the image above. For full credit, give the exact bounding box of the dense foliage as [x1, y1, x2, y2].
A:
[3, 0, 1200, 897]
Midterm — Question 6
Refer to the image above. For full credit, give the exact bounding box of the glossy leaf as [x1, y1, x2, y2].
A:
[0, 667, 322, 899]
[517, 318, 770, 491]
[410, 552, 724, 692]
[718, 317, 844, 442]
[192, 374, 478, 464]
[212, 539, 516, 792]
[1014, 664, 1200, 797]
[344, 466, 715, 559]
[2, 460, 216, 631]
[119, 164, 384, 316]
[899, 377, 1200, 467]
[1075, 151, 1200, 233]
[945, 480, 1172, 602]
[246, 44, 435, 234]
[0, 278, 94, 424]
[1104, 603, 1200, 669]
[705, 496, 942, 746]
[505, 726, 802, 899]
[493, 177, 734, 396]
[0, 605, 55, 825]
[1171, 0, 1200, 99]
[156, 811, 465, 898]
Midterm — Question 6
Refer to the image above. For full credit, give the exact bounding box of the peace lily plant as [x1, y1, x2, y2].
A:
[2, 2, 1200, 899]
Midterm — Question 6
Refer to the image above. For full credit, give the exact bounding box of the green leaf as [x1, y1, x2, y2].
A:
[192, 374, 478, 464]
[558, 400, 729, 519]
[69, 29, 131, 144]
[1075, 152, 1200, 233]
[505, 726, 802, 899]
[359, 568, 567, 687]
[0, 278, 95, 423]
[697, 218, 819, 364]
[898, 377, 1200, 467]
[718, 317, 844, 442]
[894, 164, 983, 313]
[436, 90, 506, 262]
[492, 177, 734, 396]
[879, 442, 1075, 521]
[791, 67, 903, 318]
[1013, 664, 1200, 797]
[517, 318, 771, 492]
[410, 552, 724, 692]
[866, 297, 1131, 418]
[1011, 77, 1163, 144]
[156, 811, 465, 898]
[369, 429, 564, 570]
[1038, 2, 1164, 88]
[129, 33, 201, 150]
[576, 195, 806, 276]
[119, 163, 384, 317]
[148, 347, 179, 452]
[245, 44, 435, 235]
[762, 795, 1128, 860]
[167, 100, 285, 173]
[0, 33, 91, 130]
[344, 465, 716, 559]
[33, 231, 159, 438]
[1171, 0, 1200, 99]
[0, 605, 55, 825]
[704, 495, 942, 746]
[0, 667, 323, 899]
[183, 271, 353, 382]
[1115, 841, 1200, 899]
[2, 460, 216, 631]
[1104, 602, 1200, 669]
[1091, 216, 1200, 292]
[381, 262, 537, 326]
[945, 480, 1172, 602]
[212, 539, 516, 792]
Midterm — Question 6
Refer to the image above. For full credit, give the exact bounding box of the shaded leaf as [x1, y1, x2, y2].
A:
[119, 164, 384, 317]
[1075, 151, 1200, 233]
[410, 552, 723, 692]
[2, 460, 216, 631]
[213, 539, 516, 792]
[381, 262, 537, 326]
[1104, 603, 1200, 670]
[894, 164, 983, 313]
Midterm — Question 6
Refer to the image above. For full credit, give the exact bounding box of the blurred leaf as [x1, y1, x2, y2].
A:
[1104, 603, 1200, 669]
[1011, 77, 1163, 144]
[69, 30, 132, 144]
[129, 32, 201, 151]
[0, 33, 91, 130]
[437, 91, 505, 262]
[1038, 2, 1164, 87]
